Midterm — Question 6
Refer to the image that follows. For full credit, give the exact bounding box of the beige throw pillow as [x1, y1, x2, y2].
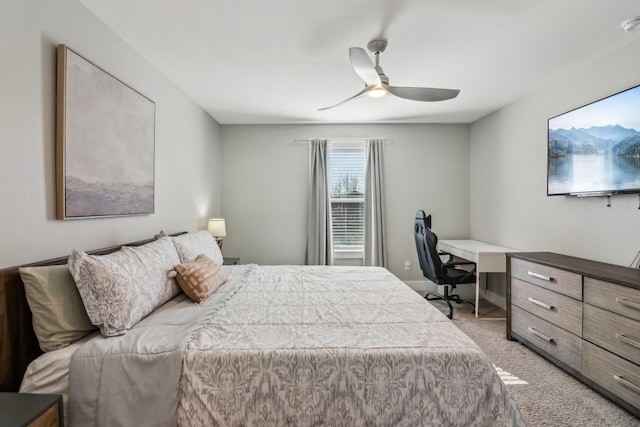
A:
[20, 264, 96, 352]
[173, 254, 228, 303]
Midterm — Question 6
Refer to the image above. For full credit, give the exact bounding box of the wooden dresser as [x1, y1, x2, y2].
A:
[507, 252, 640, 417]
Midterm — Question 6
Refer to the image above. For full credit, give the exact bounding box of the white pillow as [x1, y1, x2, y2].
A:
[68, 236, 181, 336]
[172, 230, 224, 265]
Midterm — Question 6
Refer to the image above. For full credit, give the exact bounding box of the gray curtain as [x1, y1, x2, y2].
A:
[305, 139, 333, 265]
[364, 139, 388, 267]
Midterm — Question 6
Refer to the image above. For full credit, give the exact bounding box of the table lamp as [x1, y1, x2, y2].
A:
[207, 218, 226, 249]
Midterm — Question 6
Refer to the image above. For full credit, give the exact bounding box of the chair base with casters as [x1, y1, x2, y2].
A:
[425, 284, 475, 320]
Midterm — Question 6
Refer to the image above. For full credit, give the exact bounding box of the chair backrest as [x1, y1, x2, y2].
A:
[414, 210, 444, 282]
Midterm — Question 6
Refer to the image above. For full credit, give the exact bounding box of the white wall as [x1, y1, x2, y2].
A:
[221, 123, 470, 280]
[0, 0, 222, 268]
[470, 38, 640, 267]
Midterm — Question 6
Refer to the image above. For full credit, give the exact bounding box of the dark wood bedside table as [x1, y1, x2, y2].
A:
[0, 392, 63, 426]
[223, 257, 239, 265]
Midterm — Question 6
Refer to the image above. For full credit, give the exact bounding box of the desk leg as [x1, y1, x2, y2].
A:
[475, 274, 480, 318]
[475, 272, 488, 318]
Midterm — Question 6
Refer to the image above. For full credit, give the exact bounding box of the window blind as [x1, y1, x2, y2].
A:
[328, 145, 365, 249]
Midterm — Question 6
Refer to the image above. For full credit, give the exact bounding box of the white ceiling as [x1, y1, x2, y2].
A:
[78, 0, 640, 125]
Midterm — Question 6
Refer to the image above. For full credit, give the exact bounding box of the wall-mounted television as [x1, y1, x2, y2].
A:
[548, 84, 640, 196]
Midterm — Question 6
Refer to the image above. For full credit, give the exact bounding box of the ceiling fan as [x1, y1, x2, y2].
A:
[319, 39, 460, 111]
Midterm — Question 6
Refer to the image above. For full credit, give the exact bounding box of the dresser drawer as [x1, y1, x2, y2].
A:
[511, 258, 582, 300]
[583, 341, 640, 410]
[511, 305, 582, 371]
[584, 277, 640, 321]
[584, 303, 640, 365]
[511, 277, 582, 336]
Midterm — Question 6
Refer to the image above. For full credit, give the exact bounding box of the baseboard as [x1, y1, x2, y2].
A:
[403, 280, 435, 295]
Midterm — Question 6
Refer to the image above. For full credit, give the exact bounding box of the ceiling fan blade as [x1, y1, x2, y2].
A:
[318, 87, 369, 111]
[349, 47, 381, 86]
[386, 86, 460, 102]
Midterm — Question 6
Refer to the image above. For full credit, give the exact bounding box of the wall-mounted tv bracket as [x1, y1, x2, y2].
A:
[569, 192, 640, 208]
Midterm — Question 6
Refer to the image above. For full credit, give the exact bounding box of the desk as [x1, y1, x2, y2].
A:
[438, 240, 517, 318]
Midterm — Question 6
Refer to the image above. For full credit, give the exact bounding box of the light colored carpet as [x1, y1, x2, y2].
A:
[432, 302, 640, 427]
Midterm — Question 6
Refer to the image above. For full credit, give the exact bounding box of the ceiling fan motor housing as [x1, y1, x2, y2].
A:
[367, 39, 388, 54]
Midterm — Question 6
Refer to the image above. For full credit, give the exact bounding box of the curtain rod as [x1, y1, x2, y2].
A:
[294, 138, 393, 143]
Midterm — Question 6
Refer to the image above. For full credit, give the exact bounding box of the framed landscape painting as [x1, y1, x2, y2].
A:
[56, 45, 155, 219]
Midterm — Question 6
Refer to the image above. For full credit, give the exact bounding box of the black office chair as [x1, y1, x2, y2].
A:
[414, 210, 476, 319]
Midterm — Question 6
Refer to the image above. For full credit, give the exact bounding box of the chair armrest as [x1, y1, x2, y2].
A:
[442, 261, 477, 274]
[441, 261, 477, 283]
[444, 260, 476, 267]
[438, 250, 454, 263]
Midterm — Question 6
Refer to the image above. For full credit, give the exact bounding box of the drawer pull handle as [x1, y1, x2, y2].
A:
[528, 327, 553, 343]
[527, 271, 552, 282]
[616, 333, 640, 349]
[528, 297, 552, 310]
[613, 375, 640, 395]
[616, 297, 640, 311]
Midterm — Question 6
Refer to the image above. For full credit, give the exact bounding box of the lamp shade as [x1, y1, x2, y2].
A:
[207, 218, 227, 237]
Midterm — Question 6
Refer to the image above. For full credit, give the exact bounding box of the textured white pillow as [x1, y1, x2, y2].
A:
[172, 230, 224, 265]
[68, 236, 181, 336]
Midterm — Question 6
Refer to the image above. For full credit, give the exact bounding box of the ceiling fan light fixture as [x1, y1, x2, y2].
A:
[319, 38, 460, 110]
[368, 86, 387, 98]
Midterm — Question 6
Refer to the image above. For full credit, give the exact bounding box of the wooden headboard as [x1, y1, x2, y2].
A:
[0, 232, 186, 392]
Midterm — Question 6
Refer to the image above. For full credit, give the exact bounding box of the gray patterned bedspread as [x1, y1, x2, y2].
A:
[69, 265, 524, 426]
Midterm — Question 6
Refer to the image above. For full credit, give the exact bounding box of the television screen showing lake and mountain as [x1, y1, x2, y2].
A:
[548, 85, 640, 196]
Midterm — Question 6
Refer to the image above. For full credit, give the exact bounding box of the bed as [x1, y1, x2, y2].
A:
[1, 232, 524, 426]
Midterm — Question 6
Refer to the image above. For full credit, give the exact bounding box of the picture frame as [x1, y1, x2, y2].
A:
[56, 44, 155, 219]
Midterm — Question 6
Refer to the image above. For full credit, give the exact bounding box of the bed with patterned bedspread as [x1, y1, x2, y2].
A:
[69, 264, 524, 426]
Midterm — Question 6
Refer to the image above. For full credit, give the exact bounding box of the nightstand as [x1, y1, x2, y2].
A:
[223, 257, 239, 265]
[0, 392, 63, 426]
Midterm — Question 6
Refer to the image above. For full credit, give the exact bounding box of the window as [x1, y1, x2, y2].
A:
[328, 142, 366, 252]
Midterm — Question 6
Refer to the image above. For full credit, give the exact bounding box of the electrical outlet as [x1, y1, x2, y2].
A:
[404, 261, 411, 270]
